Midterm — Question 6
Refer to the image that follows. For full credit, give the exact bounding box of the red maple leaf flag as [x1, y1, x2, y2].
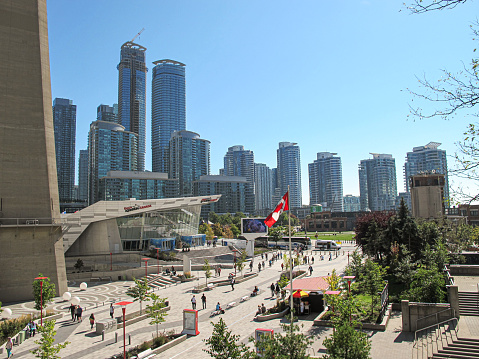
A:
[265, 191, 289, 228]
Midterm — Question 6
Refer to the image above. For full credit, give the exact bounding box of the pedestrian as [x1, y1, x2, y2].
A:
[73, 305, 78, 321]
[261, 253, 264, 259]
[6, 337, 13, 358]
[311, 256, 314, 264]
[262, 261, 265, 269]
[70, 303, 76, 321]
[201, 293, 207, 309]
[265, 253, 268, 260]
[76, 305, 83, 322]
[300, 301, 305, 315]
[191, 295, 197, 310]
[309, 265, 313, 276]
[281, 263, 284, 271]
[231, 277, 235, 291]
[275, 283, 280, 297]
[30, 320, 36, 337]
[258, 263, 261, 272]
[218, 267, 221, 276]
[89, 313, 95, 329]
[261, 303, 266, 314]
[110, 303, 115, 319]
[249, 261, 253, 271]
[270, 283, 275, 297]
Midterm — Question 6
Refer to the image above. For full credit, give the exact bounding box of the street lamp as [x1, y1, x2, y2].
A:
[344, 276, 355, 296]
[142, 258, 149, 280]
[34, 276, 48, 326]
[115, 301, 133, 359]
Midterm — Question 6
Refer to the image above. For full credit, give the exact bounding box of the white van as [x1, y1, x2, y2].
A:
[315, 240, 341, 251]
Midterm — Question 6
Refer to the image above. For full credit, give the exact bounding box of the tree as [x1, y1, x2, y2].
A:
[354, 212, 394, 261]
[230, 224, 240, 238]
[203, 258, 212, 287]
[406, 266, 446, 303]
[236, 250, 247, 276]
[218, 213, 233, 226]
[73, 258, 84, 272]
[405, 0, 469, 14]
[145, 293, 168, 338]
[203, 318, 254, 359]
[223, 225, 234, 239]
[360, 260, 386, 318]
[256, 323, 313, 359]
[269, 226, 286, 247]
[30, 319, 69, 359]
[212, 223, 224, 238]
[126, 277, 150, 314]
[33, 274, 56, 311]
[204, 223, 215, 242]
[208, 211, 220, 224]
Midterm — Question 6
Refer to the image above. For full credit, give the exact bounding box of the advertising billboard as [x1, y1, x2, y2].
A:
[241, 218, 267, 235]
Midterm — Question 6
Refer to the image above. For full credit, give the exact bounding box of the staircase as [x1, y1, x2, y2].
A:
[144, 274, 179, 289]
[432, 338, 479, 358]
[458, 292, 479, 316]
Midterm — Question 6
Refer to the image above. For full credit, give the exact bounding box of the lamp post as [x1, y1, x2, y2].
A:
[115, 301, 133, 359]
[344, 276, 355, 296]
[156, 248, 160, 275]
[110, 252, 112, 271]
[34, 276, 48, 326]
[142, 258, 149, 279]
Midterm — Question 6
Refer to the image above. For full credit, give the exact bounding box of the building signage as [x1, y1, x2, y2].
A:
[201, 197, 219, 203]
[123, 204, 152, 213]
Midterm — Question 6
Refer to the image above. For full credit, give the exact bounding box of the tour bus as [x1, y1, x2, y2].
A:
[315, 239, 341, 251]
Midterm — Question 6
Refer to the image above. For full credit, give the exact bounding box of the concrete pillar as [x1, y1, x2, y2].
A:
[447, 285, 460, 319]
[183, 257, 191, 276]
[401, 300, 410, 332]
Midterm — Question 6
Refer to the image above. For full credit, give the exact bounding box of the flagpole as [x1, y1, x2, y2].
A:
[288, 185, 293, 331]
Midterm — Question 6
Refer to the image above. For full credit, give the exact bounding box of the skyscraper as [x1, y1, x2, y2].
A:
[404, 142, 449, 204]
[359, 153, 397, 211]
[53, 98, 77, 203]
[169, 130, 210, 197]
[97, 104, 119, 123]
[254, 163, 273, 212]
[118, 42, 147, 171]
[308, 152, 343, 212]
[224, 145, 255, 214]
[152, 59, 186, 173]
[88, 120, 138, 204]
[277, 142, 302, 209]
[78, 149, 88, 202]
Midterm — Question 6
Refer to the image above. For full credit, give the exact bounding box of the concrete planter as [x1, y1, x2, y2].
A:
[118, 306, 171, 329]
[150, 334, 187, 355]
[314, 304, 392, 331]
[255, 307, 290, 322]
[211, 272, 258, 287]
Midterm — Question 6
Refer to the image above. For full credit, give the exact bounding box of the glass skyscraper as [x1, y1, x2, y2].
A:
[308, 152, 343, 211]
[88, 120, 138, 204]
[277, 142, 302, 209]
[359, 153, 397, 211]
[117, 42, 147, 171]
[97, 104, 118, 123]
[404, 142, 449, 203]
[78, 149, 88, 202]
[151, 59, 186, 173]
[224, 145, 255, 214]
[254, 163, 273, 212]
[53, 97, 76, 202]
[169, 130, 210, 197]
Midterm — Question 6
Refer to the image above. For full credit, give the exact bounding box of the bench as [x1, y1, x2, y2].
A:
[240, 296, 249, 302]
[207, 283, 215, 290]
[226, 302, 236, 309]
[210, 310, 220, 317]
[132, 348, 155, 359]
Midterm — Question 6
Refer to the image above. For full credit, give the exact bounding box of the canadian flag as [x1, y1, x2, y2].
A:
[265, 191, 289, 228]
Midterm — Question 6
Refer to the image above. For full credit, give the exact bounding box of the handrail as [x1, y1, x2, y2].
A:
[415, 307, 455, 331]
[412, 317, 458, 359]
[414, 317, 458, 344]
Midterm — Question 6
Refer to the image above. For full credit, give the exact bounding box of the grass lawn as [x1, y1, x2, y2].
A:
[355, 293, 381, 323]
[296, 232, 355, 242]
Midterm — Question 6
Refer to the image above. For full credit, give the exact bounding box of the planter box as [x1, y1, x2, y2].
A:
[151, 334, 187, 355]
[255, 307, 290, 322]
[314, 304, 392, 331]
[118, 306, 171, 329]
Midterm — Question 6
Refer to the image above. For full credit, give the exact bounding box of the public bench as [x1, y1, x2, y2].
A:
[226, 301, 236, 309]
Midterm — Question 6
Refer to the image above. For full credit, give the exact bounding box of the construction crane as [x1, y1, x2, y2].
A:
[131, 28, 145, 43]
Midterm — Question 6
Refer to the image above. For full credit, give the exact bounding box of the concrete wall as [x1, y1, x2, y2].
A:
[0, 227, 68, 302]
[448, 264, 479, 276]
[401, 300, 453, 332]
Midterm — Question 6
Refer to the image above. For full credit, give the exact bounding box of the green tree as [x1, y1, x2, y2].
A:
[269, 226, 286, 247]
[73, 258, 84, 272]
[406, 266, 446, 303]
[257, 323, 312, 359]
[223, 225, 234, 239]
[145, 293, 168, 338]
[236, 250, 247, 276]
[203, 318, 254, 359]
[203, 258, 212, 287]
[126, 277, 150, 314]
[33, 275, 56, 311]
[218, 213, 233, 226]
[230, 224, 240, 238]
[208, 211, 220, 224]
[360, 260, 386, 318]
[232, 212, 246, 228]
[30, 319, 69, 359]
[212, 223, 224, 238]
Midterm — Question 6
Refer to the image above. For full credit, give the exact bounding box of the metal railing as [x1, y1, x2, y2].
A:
[412, 316, 458, 359]
[415, 307, 455, 332]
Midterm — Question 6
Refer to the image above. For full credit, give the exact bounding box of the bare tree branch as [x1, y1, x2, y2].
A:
[405, 0, 468, 14]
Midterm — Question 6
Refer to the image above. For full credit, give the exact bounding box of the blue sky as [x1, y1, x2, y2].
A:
[47, 0, 478, 204]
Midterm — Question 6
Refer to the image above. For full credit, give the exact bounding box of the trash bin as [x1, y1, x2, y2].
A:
[18, 331, 25, 344]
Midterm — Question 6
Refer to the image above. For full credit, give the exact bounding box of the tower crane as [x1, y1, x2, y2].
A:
[131, 28, 145, 43]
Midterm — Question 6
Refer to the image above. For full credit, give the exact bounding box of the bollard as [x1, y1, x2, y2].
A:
[115, 332, 118, 343]
[128, 334, 131, 345]
[102, 330, 105, 341]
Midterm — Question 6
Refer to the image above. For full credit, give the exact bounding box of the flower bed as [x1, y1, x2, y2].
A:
[111, 331, 186, 358]
[0, 310, 57, 346]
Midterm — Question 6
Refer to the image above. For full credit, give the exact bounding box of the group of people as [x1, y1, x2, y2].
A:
[69, 304, 83, 322]
[270, 282, 281, 298]
[214, 266, 222, 276]
[255, 303, 267, 316]
[191, 293, 208, 310]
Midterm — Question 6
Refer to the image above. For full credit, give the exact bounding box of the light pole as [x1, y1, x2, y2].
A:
[34, 276, 48, 326]
[115, 301, 133, 359]
[156, 248, 160, 275]
[344, 276, 355, 323]
[142, 258, 149, 279]
[110, 252, 112, 271]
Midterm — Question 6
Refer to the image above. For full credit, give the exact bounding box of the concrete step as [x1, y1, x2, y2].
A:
[456, 338, 479, 344]
[433, 354, 479, 359]
[437, 349, 479, 358]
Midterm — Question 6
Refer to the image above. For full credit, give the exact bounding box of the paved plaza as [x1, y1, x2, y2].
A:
[3, 244, 416, 358]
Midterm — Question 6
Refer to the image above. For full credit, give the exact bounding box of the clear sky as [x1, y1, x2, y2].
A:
[46, 0, 478, 205]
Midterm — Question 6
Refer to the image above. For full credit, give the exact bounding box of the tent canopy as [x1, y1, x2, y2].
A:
[290, 276, 329, 292]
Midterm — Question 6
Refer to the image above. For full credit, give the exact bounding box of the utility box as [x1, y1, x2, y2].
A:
[96, 319, 117, 334]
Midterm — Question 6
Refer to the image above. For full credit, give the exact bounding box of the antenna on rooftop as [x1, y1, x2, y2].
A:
[131, 28, 145, 43]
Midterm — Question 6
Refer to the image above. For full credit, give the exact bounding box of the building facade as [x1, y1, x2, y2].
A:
[151, 59, 186, 173]
[308, 152, 343, 212]
[193, 175, 247, 218]
[53, 98, 77, 203]
[88, 121, 138, 205]
[224, 145, 255, 214]
[277, 142, 302, 208]
[359, 153, 397, 211]
[254, 163, 273, 212]
[78, 149, 89, 202]
[343, 195, 361, 212]
[169, 130, 210, 197]
[118, 42, 147, 171]
[404, 142, 449, 205]
[410, 174, 445, 219]
[97, 104, 119, 123]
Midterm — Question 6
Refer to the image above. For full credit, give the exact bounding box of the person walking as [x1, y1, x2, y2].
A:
[89, 313, 95, 329]
[6, 337, 13, 358]
[258, 262, 261, 272]
[230, 277, 235, 291]
[309, 265, 313, 276]
[70, 303, 76, 321]
[191, 295, 197, 309]
[201, 293, 207, 309]
[109, 303, 115, 319]
[76, 305, 83, 322]
[275, 283, 280, 297]
[249, 261, 253, 272]
[270, 283, 275, 297]
[218, 267, 221, 276]
[281, 263, 284, 271]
